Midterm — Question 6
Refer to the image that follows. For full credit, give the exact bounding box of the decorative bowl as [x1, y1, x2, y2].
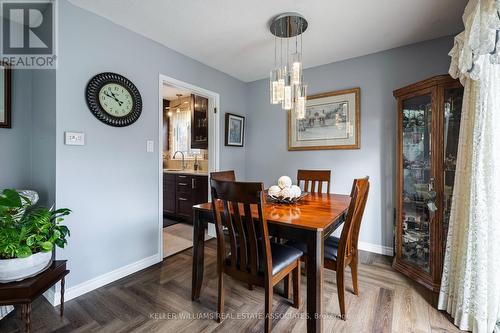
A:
[0, 251, 52, 283]
[267, 192, 308, 204]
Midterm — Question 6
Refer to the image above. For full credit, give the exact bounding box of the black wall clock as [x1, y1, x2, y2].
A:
[86, 72, 142, 127]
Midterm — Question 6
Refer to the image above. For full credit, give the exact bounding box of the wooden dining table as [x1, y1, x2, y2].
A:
[191, 192, 351, 333]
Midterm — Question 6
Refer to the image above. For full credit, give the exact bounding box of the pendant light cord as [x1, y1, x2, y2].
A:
[274, 26, 277, 68]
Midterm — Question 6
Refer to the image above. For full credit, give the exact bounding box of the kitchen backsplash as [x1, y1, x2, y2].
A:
[164, 158, 208, 171]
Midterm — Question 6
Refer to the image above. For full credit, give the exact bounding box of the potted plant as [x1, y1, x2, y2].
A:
[0, 189, 71, 283]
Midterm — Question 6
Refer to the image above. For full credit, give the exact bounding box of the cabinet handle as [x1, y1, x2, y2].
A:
[179, 197, 188, 201]
[178, 183, 188, 186]
[192, 178, 196, 189]
[178, 175, 187, 178]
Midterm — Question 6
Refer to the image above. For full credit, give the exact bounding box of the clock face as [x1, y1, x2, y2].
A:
[98, 83, 133, 117]
[86, 73, 142, 127]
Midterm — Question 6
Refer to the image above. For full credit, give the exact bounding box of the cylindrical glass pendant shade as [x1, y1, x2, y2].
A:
[282, 72, 293, 110]
[295, 84, 307, 119]
[291, 52, 302, 86]
[270, 69, 280, 104]
[276, 66, 286, 103]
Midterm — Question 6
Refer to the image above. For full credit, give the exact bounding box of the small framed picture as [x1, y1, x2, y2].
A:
[288, 87, 360, 150]
[225, 113, 245, 147]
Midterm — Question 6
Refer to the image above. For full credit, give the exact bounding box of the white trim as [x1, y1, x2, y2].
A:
[44, 253, 161, 306]
[358, 241, 394, 256]
[158, 74, 221, 259]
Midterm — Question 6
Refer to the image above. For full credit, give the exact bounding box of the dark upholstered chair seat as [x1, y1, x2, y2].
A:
[226, 242, 303, 276]
[285, 236, 340, 261]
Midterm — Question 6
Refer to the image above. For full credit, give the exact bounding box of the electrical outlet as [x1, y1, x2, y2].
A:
[65, 132, 85, 146]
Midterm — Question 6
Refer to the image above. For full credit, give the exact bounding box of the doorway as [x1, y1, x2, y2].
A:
[158, 75, 220, 259]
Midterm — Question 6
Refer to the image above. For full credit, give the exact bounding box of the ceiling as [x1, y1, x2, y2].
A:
[162, 84, 192, 101]
[69, 0, 467, 82]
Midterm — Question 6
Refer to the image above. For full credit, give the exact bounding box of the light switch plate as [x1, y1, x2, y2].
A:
[65, 132, 85, 146]
[146, 140, 154, 152]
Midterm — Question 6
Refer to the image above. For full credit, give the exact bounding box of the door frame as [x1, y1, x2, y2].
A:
[158, 74, 220, 259]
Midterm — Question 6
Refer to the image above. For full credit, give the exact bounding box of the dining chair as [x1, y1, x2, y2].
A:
[210, 170, 236, 181]
[297, 169, 331, 193]
[286, 177, 370, 320]
[210, 179, 303, 332]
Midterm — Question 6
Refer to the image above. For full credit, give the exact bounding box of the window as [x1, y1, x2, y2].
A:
[170, 110, 201, 159]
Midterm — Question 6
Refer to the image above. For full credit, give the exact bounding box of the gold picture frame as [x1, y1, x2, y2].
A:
[288, 87, 360, 150]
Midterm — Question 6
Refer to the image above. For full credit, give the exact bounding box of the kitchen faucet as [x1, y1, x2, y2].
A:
[173, 151, 186, 170]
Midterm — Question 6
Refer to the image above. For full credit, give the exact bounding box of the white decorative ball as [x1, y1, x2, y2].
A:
[278, 176, 292, 189]
[290, 185, 302, 198]
[280, 187, 294, 198]
[268, 185, 281, 197]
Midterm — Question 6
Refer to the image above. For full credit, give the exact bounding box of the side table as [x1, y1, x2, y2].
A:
[0, 260, 69, 333]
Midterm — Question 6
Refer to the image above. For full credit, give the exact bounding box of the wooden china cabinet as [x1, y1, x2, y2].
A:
[393, 75, 463, 292]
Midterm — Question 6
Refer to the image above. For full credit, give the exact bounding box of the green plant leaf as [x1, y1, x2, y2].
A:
[16, 246, 32, 258]
[58, 225, 70, 237]
[52, 229, 61, 239]
[55, 238, 67, 248]
[26, 235, 36, 246]
[0, 189, 23, 208]
[38, 241, 53, 252]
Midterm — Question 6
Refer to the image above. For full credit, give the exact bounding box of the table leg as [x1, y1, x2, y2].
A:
[21, 304, 25, 323]
[306, 230, 324, 333]
[25, 303, 31, 333]
[191, 209, 205, 301]
[60, 276, 65, 317]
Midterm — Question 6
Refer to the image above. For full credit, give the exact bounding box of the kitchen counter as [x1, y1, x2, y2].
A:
[163, 169, 208, 176]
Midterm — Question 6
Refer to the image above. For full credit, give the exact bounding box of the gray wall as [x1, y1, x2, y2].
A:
[0, 70, 33, 190]
[56, 1, 248, 288]
[0, 69, 56, 207]
[31, 70, 56, 207]
[245, 37, 454, 250]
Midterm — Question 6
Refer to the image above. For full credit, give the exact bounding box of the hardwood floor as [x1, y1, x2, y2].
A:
[163, 223, 212, 258]
[0, 240, 460, 333]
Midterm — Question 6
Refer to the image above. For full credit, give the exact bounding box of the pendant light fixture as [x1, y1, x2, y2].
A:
[269, 12, 308, 119]
[175, 94, 182, 113]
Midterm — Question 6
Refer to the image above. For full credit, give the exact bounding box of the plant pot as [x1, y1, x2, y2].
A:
[0, 251, 52, 283]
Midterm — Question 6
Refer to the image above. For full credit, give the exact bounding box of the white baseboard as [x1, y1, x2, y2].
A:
[358, 241, 394, 256]
[44, 253, 161, 306]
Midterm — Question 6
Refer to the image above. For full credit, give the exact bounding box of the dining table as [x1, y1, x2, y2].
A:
[191, 192, 351, 333]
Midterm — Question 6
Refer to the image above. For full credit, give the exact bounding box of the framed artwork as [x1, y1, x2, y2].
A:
[288, 87, 360, 150]
[0, 62, 11, 128]
[225, 113, 245, 147]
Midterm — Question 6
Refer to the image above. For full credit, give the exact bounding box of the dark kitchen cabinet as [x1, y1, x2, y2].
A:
[163, 173, 176, 215]
[163, 172, 208, 223]
[191, 95, 208, 149]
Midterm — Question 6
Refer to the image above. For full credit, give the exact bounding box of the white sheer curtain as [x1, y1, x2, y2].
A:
[438, 1, 500, 333]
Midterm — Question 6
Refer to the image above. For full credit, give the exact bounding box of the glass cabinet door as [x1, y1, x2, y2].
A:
[442, 86, 463, 251]
[401, 92, 433, 272]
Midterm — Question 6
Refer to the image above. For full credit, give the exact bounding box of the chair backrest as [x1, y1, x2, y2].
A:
[210, 179, 272, 278]
[297, 169, 331, 193]
[210, 170, 236, 182]
[337, 177, 370, 265]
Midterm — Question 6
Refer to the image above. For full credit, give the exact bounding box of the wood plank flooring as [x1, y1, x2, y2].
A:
[0, 240, 460, 333]
[163, 223, 212, 258]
